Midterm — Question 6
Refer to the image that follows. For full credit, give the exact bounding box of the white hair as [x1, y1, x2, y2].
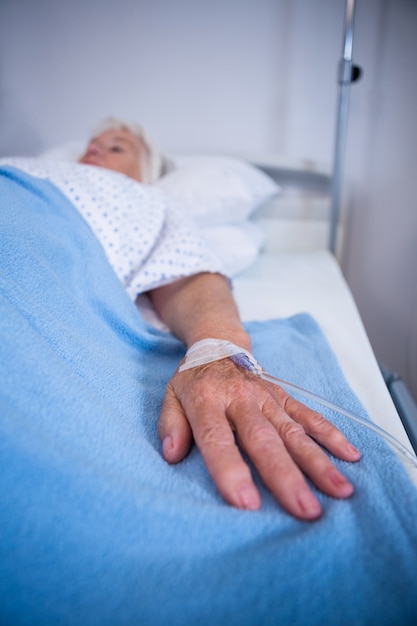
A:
[90, 116, 173, 184]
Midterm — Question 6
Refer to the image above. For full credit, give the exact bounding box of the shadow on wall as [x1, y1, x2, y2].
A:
[0, 89, 43, 157]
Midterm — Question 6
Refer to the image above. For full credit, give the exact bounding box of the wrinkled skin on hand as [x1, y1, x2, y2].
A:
[158, 358, 361, 521]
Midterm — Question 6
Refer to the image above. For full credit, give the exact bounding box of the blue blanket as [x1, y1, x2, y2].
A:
[1, 166, 417, 626]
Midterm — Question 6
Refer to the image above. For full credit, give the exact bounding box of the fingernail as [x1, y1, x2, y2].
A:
[238, 484, 261, 511]
[296, 490, 322, 519]
[347, 443, 361, 459]
[162, 435, 173, 459]
[329, 469, 354, 496]
[329, 468, 348, 485]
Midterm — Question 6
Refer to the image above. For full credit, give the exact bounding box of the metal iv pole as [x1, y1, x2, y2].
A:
[329, 0, 362, 254]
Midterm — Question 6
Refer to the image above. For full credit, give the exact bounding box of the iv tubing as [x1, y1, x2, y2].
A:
[256, 368, 417, 469]
[179, 338, 417, 469]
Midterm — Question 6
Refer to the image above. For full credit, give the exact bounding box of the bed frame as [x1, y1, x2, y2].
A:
[253, 156, 417, 456]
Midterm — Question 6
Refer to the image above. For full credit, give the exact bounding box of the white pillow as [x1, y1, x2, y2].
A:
[202, 221, 265, 277]
[40, 141, 85, 162]
[155, 156, 280, 227]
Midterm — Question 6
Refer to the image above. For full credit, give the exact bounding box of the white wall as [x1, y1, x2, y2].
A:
[0, 0, 295, 155]
[343, 0, 417, 400]
[0, 0, 344, 158]
[0, 0, 416, 398]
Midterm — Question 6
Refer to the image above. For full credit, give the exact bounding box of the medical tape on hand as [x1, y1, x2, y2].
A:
[178, 338, 263, 375]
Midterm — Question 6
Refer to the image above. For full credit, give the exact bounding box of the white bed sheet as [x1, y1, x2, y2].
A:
[233, 249, 417, 485]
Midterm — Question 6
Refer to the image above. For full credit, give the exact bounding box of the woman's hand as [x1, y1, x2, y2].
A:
[150, 273, 361, 520]
[159, 358, 361, 521]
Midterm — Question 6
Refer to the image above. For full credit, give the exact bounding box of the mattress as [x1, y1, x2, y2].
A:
[233, 249, 417, 486]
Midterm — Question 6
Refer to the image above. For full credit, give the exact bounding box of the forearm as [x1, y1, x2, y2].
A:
[148, 272, 251, 350]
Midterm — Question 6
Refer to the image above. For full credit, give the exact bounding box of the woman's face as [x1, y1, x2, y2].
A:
[78, 128, 145, 181]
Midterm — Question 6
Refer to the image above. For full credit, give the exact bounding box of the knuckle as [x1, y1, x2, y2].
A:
[285, 398, 330, 431]
[297, 407, 324, 427]
[195, 422, 234, 448]
[279, 420, 306, 442]
[308, 412, 331, 433]
[245, 422, 276, 448]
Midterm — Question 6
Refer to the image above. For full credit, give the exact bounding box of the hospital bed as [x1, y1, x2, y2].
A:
[156, 150, 417, 484]
[1, 144, 417, 625]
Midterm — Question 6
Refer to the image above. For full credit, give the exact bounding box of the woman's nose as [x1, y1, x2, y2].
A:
[87, 143, 102, 156]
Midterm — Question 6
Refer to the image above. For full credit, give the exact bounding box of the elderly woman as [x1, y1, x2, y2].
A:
[1, 118, 360, 520]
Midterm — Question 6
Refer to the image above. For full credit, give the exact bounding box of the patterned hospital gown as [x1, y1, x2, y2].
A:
[0, 157, 222, 299]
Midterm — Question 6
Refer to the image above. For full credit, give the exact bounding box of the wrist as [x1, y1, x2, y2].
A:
[179, 338, 260, 374]
[186, 326, 251, 352]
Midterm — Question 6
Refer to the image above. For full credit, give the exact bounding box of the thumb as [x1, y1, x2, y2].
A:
[158, 385, 193, 464]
